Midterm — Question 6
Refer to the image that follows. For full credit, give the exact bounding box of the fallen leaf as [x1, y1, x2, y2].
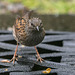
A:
[0, 60, 10, 63]
[42, 68, 51, 74]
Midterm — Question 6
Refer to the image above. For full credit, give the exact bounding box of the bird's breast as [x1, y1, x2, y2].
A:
[20, 31, 45, 46]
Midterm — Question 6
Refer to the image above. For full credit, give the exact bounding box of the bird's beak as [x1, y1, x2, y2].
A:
[36, 26, 39, 31]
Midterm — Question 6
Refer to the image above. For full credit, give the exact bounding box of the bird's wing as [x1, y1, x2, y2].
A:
[13, 16, 26, 42]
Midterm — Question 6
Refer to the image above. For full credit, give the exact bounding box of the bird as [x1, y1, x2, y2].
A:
[0, 10, 45, 65]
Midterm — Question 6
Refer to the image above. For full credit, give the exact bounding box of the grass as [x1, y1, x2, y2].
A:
[4, 0, 75, 14]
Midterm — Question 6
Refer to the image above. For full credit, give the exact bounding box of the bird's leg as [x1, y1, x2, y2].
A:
[34, 46, 44, 63]
[10, 42, 18, 64]
[0, 43, 18, 65]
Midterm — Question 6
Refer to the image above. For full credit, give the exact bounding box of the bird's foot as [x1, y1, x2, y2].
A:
[0, 55, 18, 65]
[0, 43, 19, 65]
[10, 55, 18, 65]
[36, 54, 44, 63]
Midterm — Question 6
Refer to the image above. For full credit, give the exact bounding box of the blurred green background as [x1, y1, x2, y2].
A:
[0, 0, 75, 31]
[6, 0, 75, 14]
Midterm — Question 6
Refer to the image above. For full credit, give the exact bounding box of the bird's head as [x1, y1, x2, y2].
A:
[28, 18, 43, 31]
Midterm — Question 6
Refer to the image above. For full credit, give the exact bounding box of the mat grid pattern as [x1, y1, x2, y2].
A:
[0, 30, 75, 75]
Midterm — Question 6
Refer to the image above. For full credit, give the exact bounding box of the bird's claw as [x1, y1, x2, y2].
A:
[36, 54, 44, 63]
[0, 55, 18, 65]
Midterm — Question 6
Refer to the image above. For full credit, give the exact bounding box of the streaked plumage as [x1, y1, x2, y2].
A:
[0, 10, 45, 64]
[13, 16, 45, 46]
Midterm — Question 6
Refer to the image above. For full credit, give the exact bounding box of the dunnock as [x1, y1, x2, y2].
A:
[1, 10, 45, 64]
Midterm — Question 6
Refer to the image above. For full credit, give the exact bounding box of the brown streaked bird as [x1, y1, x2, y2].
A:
[1, 10, 45, 64]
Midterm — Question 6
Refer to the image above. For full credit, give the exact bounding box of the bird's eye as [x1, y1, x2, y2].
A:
[31, 23, 35, 27]
[40, 23, 42, 25]
[31, 23, 33, 25]
[40, 23, 43, 28]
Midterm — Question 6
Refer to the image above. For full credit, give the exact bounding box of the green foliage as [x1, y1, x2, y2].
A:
[6, 0, 22, 3]
[6, 0, 75, 14]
